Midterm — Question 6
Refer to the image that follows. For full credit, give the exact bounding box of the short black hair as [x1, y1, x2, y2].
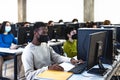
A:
[33, 22, 46, 31]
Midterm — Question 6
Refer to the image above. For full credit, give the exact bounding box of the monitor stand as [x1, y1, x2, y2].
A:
[51, 35, 60, 42]
[87, 58, 108, 76]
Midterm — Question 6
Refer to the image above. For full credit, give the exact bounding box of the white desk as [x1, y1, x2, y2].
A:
[68, 54, 120, 80]
[48, 39, 66, 46]
[35, 54, 120, 80]
[48, 39, 66, 55]
[0, 48, 24, 80]
[0, 48, 23, 54]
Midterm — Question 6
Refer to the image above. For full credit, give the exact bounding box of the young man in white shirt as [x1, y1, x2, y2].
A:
[22, 22, 82, 80]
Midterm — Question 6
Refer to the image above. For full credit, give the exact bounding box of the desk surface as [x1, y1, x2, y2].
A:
[0, 47, 24, 54]
[35, 54, 120, 80]
[48, 39, 66, 46]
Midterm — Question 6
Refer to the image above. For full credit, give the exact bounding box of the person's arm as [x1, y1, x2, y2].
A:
[49, 46, 84, 65]
[11, 34, 18, 44]
[49, 46, 71, 64]
[22, 48, 48, 80]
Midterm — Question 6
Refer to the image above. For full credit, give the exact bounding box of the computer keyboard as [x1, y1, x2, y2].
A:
[68, 62, 87, 74]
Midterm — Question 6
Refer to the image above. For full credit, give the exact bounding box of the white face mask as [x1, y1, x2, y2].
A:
[5, 26, 11, 33]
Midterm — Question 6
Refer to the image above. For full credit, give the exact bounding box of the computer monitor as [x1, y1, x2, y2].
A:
[95, 22, 103, 28]
[100, 25, 120, 43]
[86, 31, 108, 76]
[77, 28, 113, 64]
[100, 25, 120, 55]
[115, 27, 120, 43]
[48, 26, 54, 40]
[17, 26, 34, 45]
[67, 23, 80, 30]
[11, 24, 18, 37]
[52, 24, 66, 41]
[79, 22, 86, 28]
[100, 25, 117, 41]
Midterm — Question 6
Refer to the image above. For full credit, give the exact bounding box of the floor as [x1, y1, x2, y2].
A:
[2, 61, 25, 80]
[2, 61, 14, 80]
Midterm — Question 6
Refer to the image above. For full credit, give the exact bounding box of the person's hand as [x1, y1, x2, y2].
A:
[10, 44, 18, 49]
[70, 58, 84, 65]
[48, 64, 64, 71]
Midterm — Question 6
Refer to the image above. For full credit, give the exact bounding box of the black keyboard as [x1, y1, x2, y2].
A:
[68, 63, 87, 74]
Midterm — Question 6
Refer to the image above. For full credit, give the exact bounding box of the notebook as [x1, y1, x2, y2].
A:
[37, 70, 73, 80]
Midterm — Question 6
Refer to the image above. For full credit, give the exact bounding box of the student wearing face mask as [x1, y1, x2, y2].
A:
[0, 21, 18, 77]
[22, 22, 83, 80]
[63, 27, 77, 58]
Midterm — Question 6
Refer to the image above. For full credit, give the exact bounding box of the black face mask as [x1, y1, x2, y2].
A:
[72, 34, 77, 39]
[38, 35, 49, 43]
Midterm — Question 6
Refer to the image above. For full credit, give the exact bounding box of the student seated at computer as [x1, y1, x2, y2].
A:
[21, 22, 83, 80]
[63, 27, 77, 58]
[0, 21, 18, 77]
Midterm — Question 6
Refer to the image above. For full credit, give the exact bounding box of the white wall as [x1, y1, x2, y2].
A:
[27, 0, 83, 23]
[95, 0, 120, 24]
[0, 0, 18, 23]
[0, 0, 120, 24]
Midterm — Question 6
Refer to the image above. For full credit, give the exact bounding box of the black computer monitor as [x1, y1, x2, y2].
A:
[17, 26, 34, 45]
[52, 24, 66, 41]
[11, 24, 18, 37]
[115, 27, 120, 43]
[77, 28, 113, 64]
[79, 22, 86, 28]
[95, 22, 103, 28]
[48, 26, 54, 40]
[67, 23, 80, 30]
[86, 31, 108, 76]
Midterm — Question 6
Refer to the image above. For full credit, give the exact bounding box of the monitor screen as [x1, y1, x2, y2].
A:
[77, 28, 113, 64]
[17, 26, 34, 45]
[52, 24, 66, 40]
